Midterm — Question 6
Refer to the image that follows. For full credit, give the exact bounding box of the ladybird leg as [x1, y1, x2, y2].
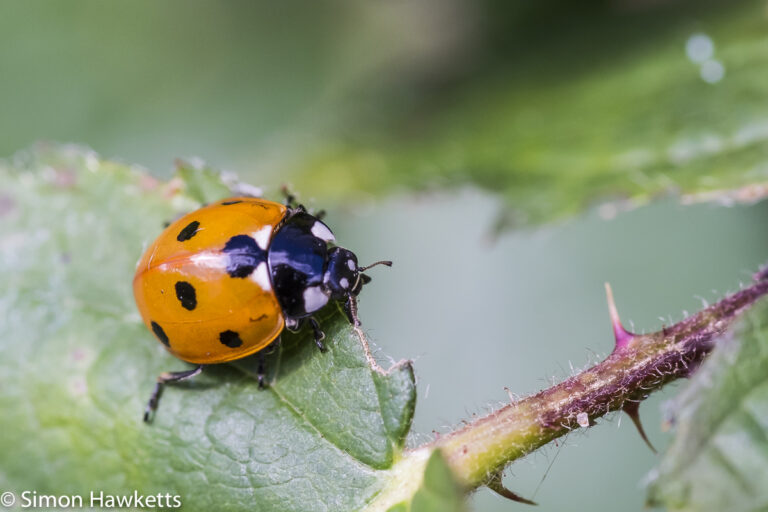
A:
[289, 204, 307, 217]
[307, 317, 327, 352]
[144, 364, 204, 423]
[281, 185, 323, 219]
[281, 185, 299, 208]
[257, 351, 268, 389]
[257, 336, 281, 388]
[343, 294, 362, 327]
[285, 316, 301, 332]
[262, 335, 282, 355]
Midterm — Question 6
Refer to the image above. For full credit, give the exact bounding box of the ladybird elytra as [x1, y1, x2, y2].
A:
[133, 198, 287, 365]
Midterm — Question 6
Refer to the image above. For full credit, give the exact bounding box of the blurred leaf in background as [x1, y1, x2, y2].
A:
[290, 0, 768, 226]
[0, 0, 472, 179]
[4, 1, 768, 226]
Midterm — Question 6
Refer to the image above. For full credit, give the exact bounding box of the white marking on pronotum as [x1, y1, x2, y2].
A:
[339, 277, 349, 289]
[252, 225, 273, 250]
[311, 221, 335, 242]
[250, 262, 272, 291]
[346, 259, 356, 271]
[576, 412, 589, 428]
[303, 286, 329, 312]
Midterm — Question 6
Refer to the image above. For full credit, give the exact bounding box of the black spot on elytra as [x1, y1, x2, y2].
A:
[221, 200, 243, 205]
[177, 220, 200, 242]
[175, 281, 197, 311]
[219, 330, 243, 348]
[151, 321, 170, 346]
[223, 234, 265, 278]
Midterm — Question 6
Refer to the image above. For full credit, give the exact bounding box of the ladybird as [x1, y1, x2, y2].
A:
[134, 196, 391, 421]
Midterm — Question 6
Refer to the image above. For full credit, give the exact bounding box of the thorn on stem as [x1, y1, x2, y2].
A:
[622, 401, 657, 454]
[605, 283, 635, 350]
[486, 472, 537, 506]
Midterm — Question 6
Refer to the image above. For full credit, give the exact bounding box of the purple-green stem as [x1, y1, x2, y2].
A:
[427, 270, 768, 496]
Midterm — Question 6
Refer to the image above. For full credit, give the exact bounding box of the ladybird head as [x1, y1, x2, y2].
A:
[324, 247, 362, 300]
[323, 247, 392, 301]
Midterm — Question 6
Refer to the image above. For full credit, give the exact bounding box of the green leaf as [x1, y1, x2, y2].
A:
[289, 1, 768, 227]
[233, 310, 416, 469]
[0, 144, 416, 511]
[647, 297, 768, 511]
[385, 451, 466, 512]
[409, 450, 465, 512]
[173, 159, 234, 205]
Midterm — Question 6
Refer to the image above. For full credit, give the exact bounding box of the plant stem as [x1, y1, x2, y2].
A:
[430, 272, 768, 491]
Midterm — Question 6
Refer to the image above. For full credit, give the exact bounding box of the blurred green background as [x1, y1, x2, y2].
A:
[3, 1, 768, 510]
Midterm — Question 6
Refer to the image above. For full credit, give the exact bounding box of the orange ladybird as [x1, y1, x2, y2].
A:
[134, 196, 391, 421]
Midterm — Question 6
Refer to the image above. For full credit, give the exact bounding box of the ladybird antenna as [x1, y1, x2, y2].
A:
[359, 260, 392, 272]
